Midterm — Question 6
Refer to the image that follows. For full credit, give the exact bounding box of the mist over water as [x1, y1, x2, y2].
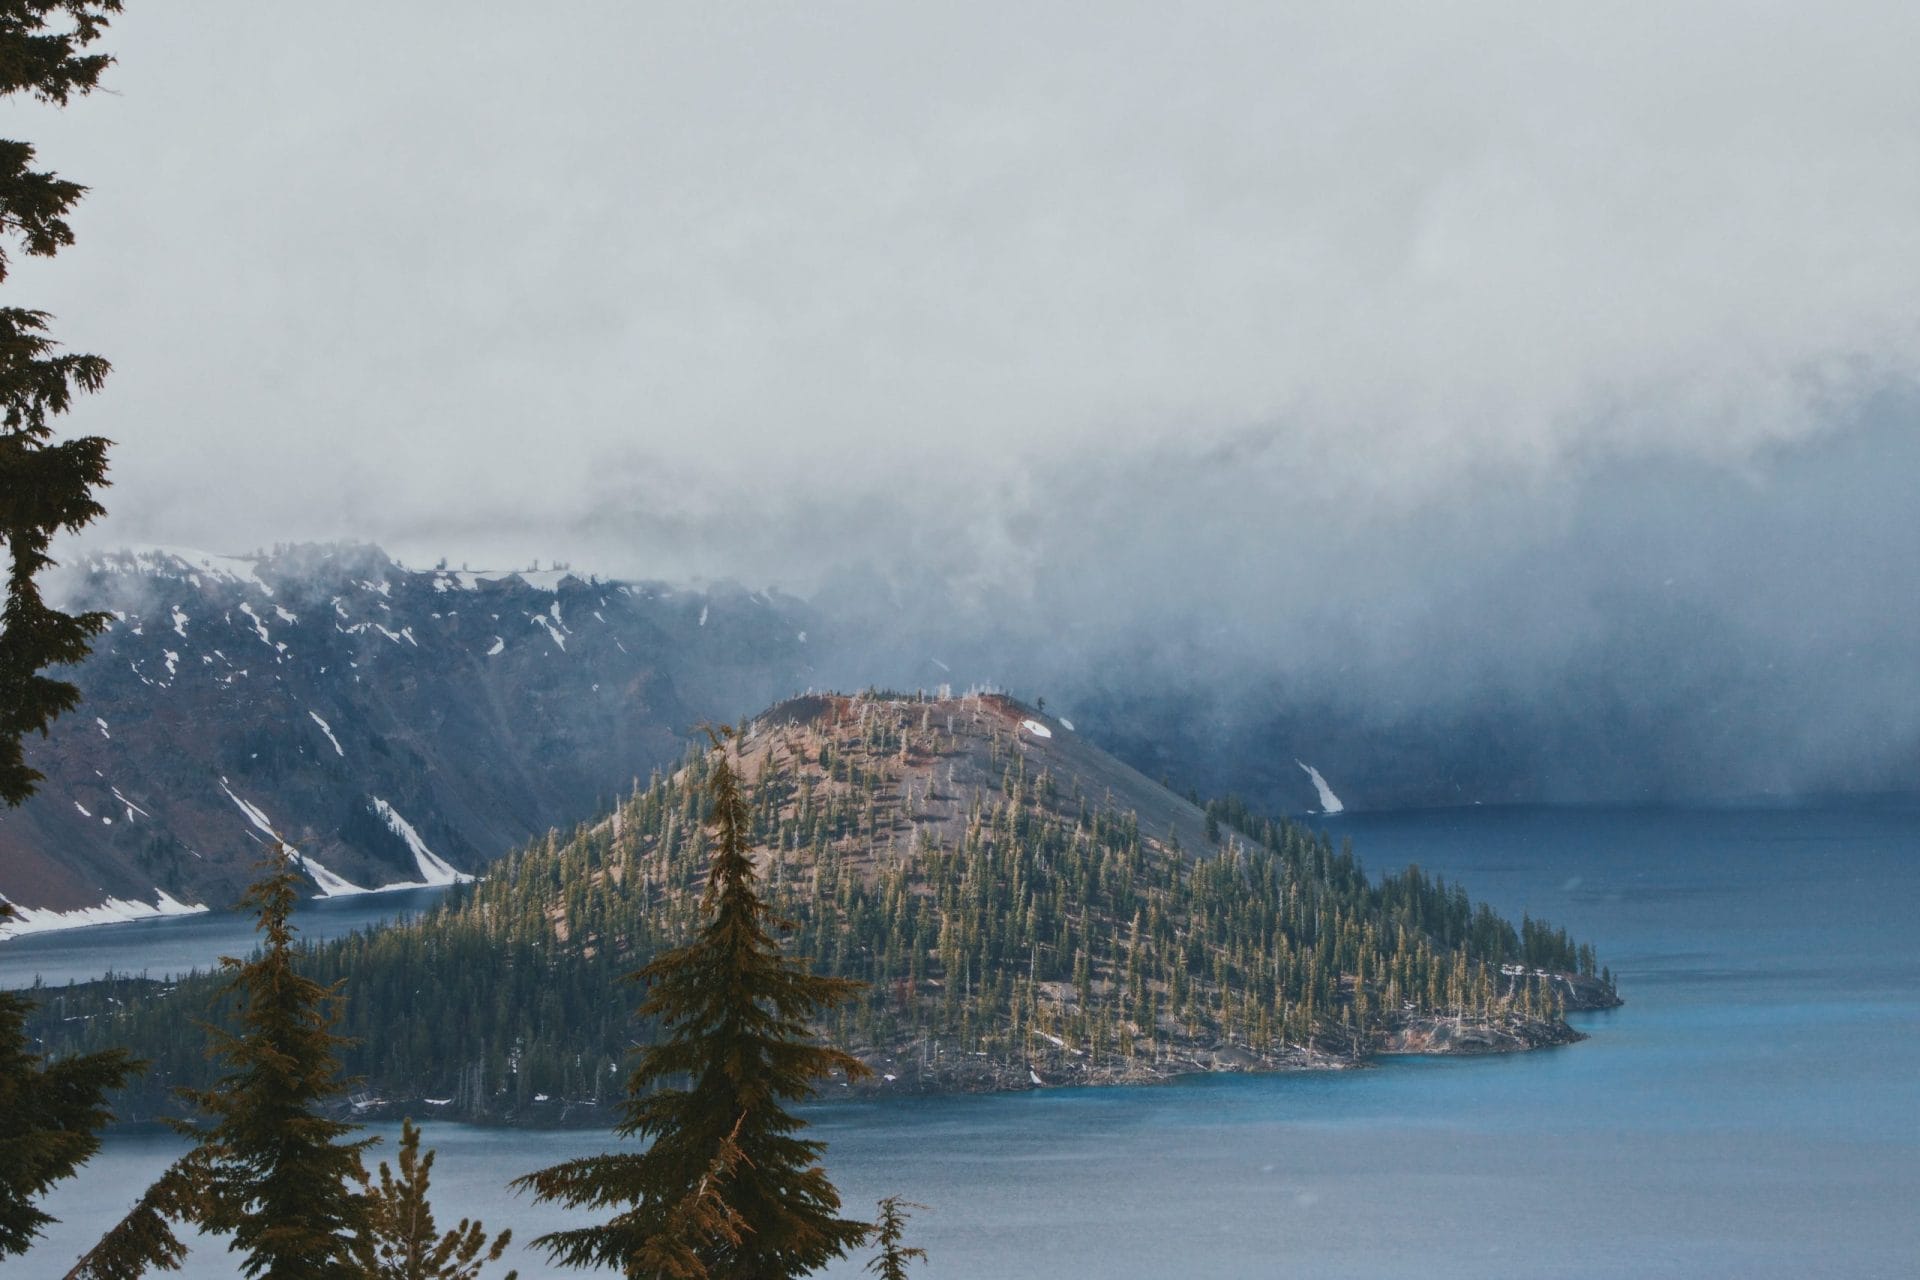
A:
[18, 2, 1914, 809]
[58, 401, 1919, 812]
[760, 404, 1920, 809]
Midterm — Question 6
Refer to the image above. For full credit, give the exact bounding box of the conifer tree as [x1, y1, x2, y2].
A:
[62, 1148, 208, 1280]
[350, 1119, 518, 1280]
[0, 0, 120, 806]
[78, 853, 517, 1280]
[0, 901, 141, 1259]
[515, 726, 874, 1279]
[179, 846, 374, 1279]
[863, 1198, 927, 1280]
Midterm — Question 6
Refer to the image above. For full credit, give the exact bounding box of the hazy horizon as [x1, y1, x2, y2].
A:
[14, 2, 1916, 803]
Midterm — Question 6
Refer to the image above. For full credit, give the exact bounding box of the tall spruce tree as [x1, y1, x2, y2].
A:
[0, 901, 141, 1260]
[514, 726, 874, 1279]
[178, 846, 374, 1279]
[0, 0, 120, 806]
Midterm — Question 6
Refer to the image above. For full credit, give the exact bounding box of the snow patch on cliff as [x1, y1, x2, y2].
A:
[0, 888, 208, 939]
[106, 546, 275, 596]
[309, 711, 345, 757]
[371, 799, 471, 886]
[1297, 761, 1346, 815]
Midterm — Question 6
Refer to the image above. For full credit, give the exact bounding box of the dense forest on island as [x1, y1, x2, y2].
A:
[30, 693, 1617, 1122]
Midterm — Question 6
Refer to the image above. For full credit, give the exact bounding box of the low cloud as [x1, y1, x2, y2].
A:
[16, 3, 1914, 801]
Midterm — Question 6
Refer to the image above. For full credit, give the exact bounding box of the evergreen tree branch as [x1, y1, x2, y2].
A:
[62, 1149, 211, 1280]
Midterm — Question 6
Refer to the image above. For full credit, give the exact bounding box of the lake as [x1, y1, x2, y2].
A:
[16, 805, 1920, 1278]
[0, 885, 454, 990]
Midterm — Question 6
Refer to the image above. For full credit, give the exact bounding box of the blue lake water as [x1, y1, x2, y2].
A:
[0, 885, 453, 990]
[17, 805, 1920, 1278]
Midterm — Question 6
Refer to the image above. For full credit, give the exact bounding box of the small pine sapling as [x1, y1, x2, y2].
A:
[864, 1197, 928, 1280]
[352, 1118, 518, 1280]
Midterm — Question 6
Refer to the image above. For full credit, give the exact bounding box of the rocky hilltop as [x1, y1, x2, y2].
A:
[1, 544, 814, 928]
[40, 691, 1619, 1122]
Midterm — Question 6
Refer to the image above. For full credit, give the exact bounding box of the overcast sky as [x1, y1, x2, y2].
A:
[6, 1, 1913, 576]
[9, 4, 1918, 797]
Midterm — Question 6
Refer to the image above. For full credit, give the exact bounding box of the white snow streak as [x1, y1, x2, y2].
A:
[111, 787, 150, 821]
[300, 855, 371, 898]
[0, 888, 208, 939]
[220, 779, 366, 897]
[1297, 761, 1346, 815]
[236, 602, 274, 646]
[309, 711, 345, 757]
[220, 779, 279, 839]
[532, 614, 567, 650]
[370, 799, 472, 886]
[105, 545, 275, 596]
[443, 568, 579, 592]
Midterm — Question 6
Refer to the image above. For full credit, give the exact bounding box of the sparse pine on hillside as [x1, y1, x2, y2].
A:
[33, 695, 1613, 1122]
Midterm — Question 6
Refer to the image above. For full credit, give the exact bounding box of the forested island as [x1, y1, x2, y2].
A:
[31, 693, 1618, 1124]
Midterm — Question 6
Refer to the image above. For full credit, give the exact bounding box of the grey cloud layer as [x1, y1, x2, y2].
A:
[10, 3, 1915, 799]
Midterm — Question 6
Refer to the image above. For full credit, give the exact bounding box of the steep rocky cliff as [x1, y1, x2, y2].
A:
[1, 545, 814, 926]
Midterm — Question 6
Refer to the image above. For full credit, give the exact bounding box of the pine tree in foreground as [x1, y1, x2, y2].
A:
[0, 0, 121, 806]
[84, 852, 380, 1280]
[351, 1119, 518, 1280]
[514, 726, 875, 1279]
[76, 851, 513, 1280]
[176, 847, 374, 1279]
[0, 904, 142, 1260]
[864, 1198, 928, 1280]
[62, 1148, 209, 1279]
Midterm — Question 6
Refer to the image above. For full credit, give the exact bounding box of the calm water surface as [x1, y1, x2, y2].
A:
[0, 885, 452, 989]
[20, 806, 1920, 1278]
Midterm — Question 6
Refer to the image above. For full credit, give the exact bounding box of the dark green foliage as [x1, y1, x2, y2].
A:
[0, 902, 141, 1259]
[0, 0, 120, 806]
[177, 847, 375, 1279]
[350, 1119, 518, 1280]
[513, 729, 873, 1279]
[62, 1149, 209, 1280]
[34, 705, 1606, 1124]
[74, 858, 522, 1280]
[30, 706, 1605, 1136]
[864, 1198, 926, 1280]
[615, 1122, 750, 1280]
